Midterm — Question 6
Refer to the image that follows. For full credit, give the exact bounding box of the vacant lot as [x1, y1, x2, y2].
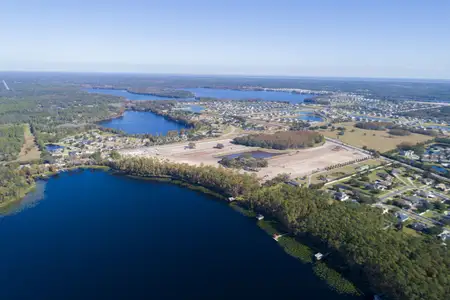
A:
[17, 124, 41, 162]
[121, 138, 368, 180]
[319, 122, 433, 152]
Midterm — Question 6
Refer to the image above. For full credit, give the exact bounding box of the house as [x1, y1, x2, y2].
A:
[372, 183, 387, 191]
[356, 165, 369, 172]
[410, 222, 427, 232]
[377, 172, 393, 181]
[417, 190, 435, 198]
[314, 252, 324, 260]
[422, 178, 434, 186]
[396, 212, 409, 222]
[335, 192, 349, 201]
[435, 183, 449, 191]
[438, 230, 450, 241]
[403, 196, 426, 206]
[391, 168, 402, 175]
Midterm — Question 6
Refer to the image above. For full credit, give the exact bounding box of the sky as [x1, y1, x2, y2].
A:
[1, 0, 450, 79]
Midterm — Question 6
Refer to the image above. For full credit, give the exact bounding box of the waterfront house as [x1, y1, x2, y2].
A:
[335, 192, 349, 201]
[410, 222, 427, 232]
[314, 252, 324, 261]
[395, 212, 409, 222]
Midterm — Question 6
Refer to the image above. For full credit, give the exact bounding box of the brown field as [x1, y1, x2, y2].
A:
[17, 124, 41, 162]
[319, 122, 433, 152]
[121, 138, 368, 180]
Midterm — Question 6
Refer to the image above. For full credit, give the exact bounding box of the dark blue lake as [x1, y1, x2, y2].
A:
[0, 171, 359, 300]
[298, 112, 324, 122]
[221, 151, 280, 159]
[184, 88, 314, 104]
[99, 111, 188, 135]
[84, 88, 180, 101]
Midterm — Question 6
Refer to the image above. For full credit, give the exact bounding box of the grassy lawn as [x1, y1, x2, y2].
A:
[17, 124, 41, 162]
[319, 122, 433, 152]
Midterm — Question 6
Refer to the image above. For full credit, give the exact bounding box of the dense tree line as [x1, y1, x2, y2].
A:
[109, 157, 260, 197]
[109, 157, 450, 300]
[0, 124, 24, 161]
[355, 122, 394, 130]
[388, 128, 411, 136]
[233, 131, 324, 150]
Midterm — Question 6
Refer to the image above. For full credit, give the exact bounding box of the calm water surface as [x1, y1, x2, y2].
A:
[184, 88, 314, 104]
[99, 111, 188, 135]
[298, 112, 324, 122]
[0, 171, 359, 300]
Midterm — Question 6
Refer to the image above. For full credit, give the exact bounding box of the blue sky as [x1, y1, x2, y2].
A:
[1, 0, 449, 78]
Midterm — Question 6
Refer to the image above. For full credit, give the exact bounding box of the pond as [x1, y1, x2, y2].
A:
[45, 144, 65, 152]
[431, 165, 448, 174]
[0, 170, 359, 300]
[98, 111, 188, 135]
[298, 111, 324, 122]
[220, 151, 281, 159]
[183, 88, 315, 104]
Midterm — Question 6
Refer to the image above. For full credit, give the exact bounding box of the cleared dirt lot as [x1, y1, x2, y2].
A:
[121, 138, 368, 180]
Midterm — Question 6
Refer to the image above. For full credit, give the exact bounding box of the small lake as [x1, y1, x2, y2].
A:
[46, 144, 65, 152]
[99, 111, 188, 135]
[84, 88, 181, 101]
[184, 88, 314, 104]
[298, 111, 324, 122]
[0, 171, 359, 300]
[221, 151, 280, 159]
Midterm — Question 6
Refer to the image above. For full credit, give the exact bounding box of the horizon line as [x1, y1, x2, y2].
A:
[1, 69, 450, 82]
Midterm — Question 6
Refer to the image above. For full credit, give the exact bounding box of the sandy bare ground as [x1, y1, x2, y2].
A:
[17, 124, 41, 162]
[120, 139, 368, 180]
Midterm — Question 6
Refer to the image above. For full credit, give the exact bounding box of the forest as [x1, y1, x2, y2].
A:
[109, 156, 450, 300]
[0, 124, 24, 161]
[233, 131, 324, 150]
[0, 83, 123, 144]
[0, 164, 34, 205]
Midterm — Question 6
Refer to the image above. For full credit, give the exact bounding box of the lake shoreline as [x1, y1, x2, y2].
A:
[4, 164, 363, 297]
